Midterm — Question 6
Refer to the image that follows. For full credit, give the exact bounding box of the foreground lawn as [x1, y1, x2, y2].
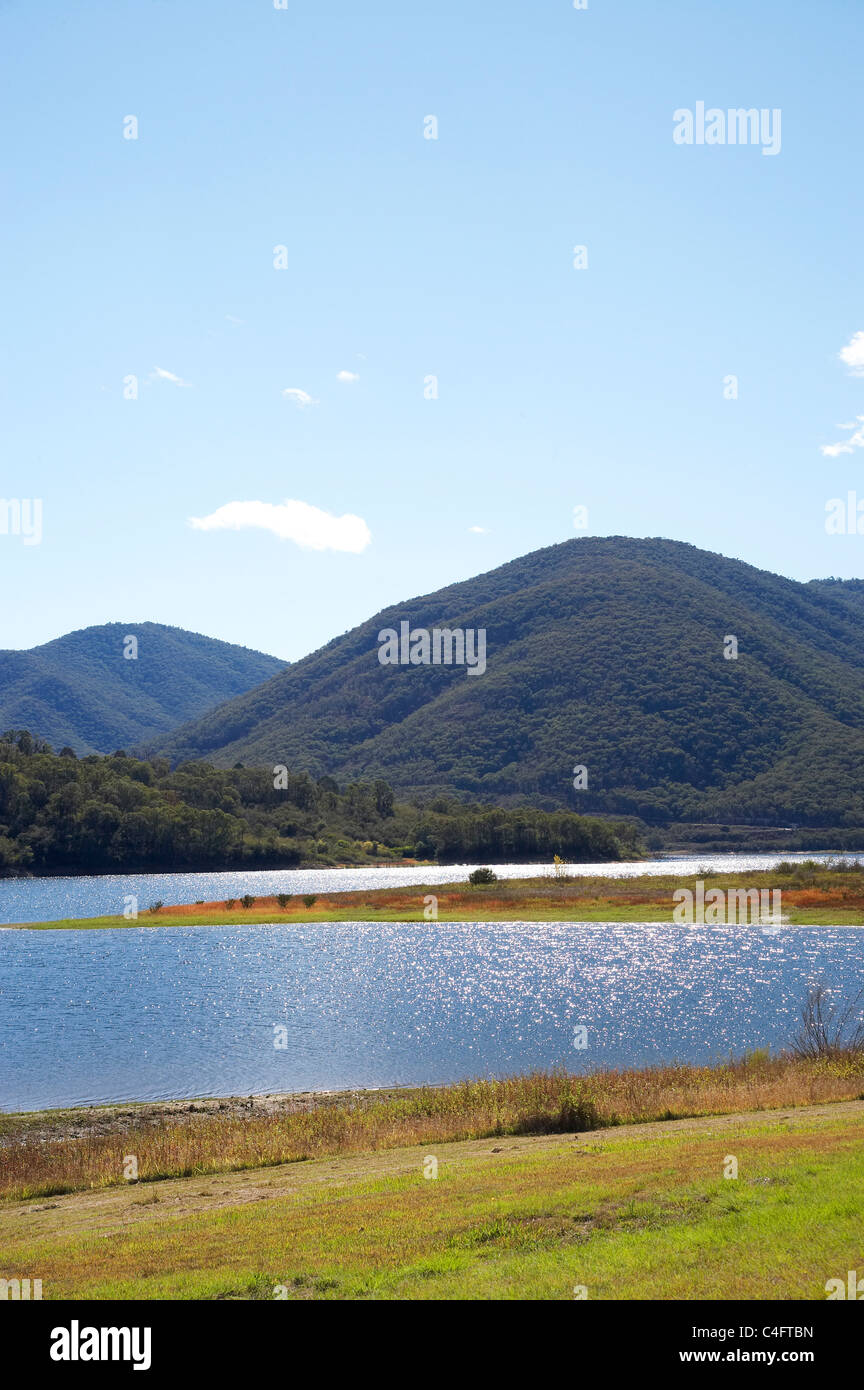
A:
[3, 1104, 862, 1299]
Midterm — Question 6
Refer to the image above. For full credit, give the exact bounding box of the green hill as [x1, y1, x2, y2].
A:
[0, 623, 285, 756]
[151, 537, 864, 827]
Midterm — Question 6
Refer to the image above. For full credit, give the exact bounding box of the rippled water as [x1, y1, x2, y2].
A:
[0, 851, 856, 925]
[2, 920, 860, 1112]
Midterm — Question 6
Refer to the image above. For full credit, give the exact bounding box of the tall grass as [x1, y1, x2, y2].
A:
[2, 1053, 862, 1203]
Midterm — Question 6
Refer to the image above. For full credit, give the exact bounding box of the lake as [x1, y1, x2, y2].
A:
[2, 916, 861, 1113]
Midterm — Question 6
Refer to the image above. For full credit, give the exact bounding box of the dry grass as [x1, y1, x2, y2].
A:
[3, 1052, 863, 1203]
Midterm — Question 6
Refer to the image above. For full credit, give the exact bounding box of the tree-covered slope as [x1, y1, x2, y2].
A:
[152, 538, 864, 826]
[0, 732, 639, 875]
[0, 623, 285, 756]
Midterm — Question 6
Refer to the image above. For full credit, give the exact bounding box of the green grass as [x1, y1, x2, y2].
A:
[16, 904, 864, 929]
[4, 1109, 862, 1299]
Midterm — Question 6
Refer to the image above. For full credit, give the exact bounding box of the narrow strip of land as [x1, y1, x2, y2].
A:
[14, 866, 864, 928]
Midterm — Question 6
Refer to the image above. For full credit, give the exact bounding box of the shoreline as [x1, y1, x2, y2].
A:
[0, 1082, 435, 1139]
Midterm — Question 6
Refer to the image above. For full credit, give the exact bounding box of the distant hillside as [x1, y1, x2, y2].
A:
[0, 623, 285, 755]
[807, 577, 864, 616]
[152, 537, 864, 828]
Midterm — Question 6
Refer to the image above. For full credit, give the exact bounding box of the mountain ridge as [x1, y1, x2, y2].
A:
[0, 622, 285, 756]
[146, 536, 864, 827]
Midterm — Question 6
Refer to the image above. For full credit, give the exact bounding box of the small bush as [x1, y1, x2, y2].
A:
[555, 1091, 601, 1133]
[224, 899, 236, 910]
[147, 901, 163, 914]
[468, 867, 498, 885]
[240, 894, 256, 910]
[791, 985, 864, 1059]
[302, 894, 317, 908]
[276, 893, 290, 909]
[515, 1088, 600, 1135]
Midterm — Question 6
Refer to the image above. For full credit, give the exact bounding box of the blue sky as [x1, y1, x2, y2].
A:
[1, 0, 862, 661]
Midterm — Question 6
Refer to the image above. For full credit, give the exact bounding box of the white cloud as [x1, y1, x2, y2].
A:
[188, 499, 371, 553]
[149, 366, 190, 387]
[225, 314, 245, 325]
[819, 333, 864, 454]
[336, 370, 359, 383]
[280, 387, 318, 407]
[468, 525, 488, 533]
[821, 416, 864, 457]
[839, 331, 864, 377]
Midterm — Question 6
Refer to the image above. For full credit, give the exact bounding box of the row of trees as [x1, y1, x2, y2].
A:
[0, 732, 403, 873]
[0, 731, 640, 875]
[413, 805, 641, 862]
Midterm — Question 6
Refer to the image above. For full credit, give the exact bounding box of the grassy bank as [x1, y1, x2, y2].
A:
[15, 864, 864, 928]
[3, 1102, 863, 1299]
[3, 1053, 864, 1203]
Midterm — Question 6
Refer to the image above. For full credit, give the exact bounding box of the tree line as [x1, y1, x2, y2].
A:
[0, 730, 641, 874]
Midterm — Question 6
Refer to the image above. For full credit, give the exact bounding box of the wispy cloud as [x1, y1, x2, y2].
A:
[149, 366, 191, 387]
[821, 416, 864, 458]
[336, 370, 359, 383]
[468, 525, 488, 534]
[225, 314, 245, 325]
[820, 333, 864, 455]
[188, 499, 371, 553]
[281, 387, 318, 407]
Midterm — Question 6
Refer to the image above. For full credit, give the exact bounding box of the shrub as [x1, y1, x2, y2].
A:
[302, 894, 317, 908]
[514, 1086, 600, 1135]
[240, 894, 256, 910]
[791, 985, 864, 1059]
[147, 901, 163, 914]
[555, 1091, 601, 1133]
[468, 867, 498, 885]
[276, 893, 290, 909]
[224, 899, 236, 910]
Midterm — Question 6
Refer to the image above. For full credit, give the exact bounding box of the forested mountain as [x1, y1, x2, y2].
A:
[806, 577, 864, 616]
[0, 623, 284, 756]
[152, 537, 864, 827]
